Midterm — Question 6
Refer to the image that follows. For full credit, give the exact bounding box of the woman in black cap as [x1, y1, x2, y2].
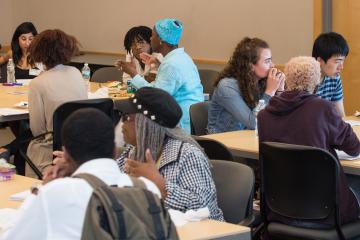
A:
[115, 87, 223, 221]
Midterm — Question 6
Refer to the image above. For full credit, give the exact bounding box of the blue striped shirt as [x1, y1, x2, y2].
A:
[316, 75, 343, 102]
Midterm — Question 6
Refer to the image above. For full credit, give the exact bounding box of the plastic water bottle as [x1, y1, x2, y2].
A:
[254, 99, 266, 136]
[81, 63, 91, 91]
[7, 58, 16, 84]
[127, 79, 136, 94]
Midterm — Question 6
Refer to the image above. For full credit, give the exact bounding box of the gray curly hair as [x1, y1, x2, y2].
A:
[284, 56, 321, 93]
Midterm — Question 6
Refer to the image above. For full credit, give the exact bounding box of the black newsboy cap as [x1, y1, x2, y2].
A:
[115, 87, 182, 128]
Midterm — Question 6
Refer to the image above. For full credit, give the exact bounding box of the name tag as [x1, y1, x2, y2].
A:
[29, 68, 42, 76]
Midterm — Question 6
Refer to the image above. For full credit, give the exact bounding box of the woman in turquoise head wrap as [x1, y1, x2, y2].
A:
[117, 18, 204, 133]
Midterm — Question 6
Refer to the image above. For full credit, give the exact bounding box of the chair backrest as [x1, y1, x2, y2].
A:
[190, 101, 209, 136]
[195, 136, 234, 161]
[52, 98, 114, 151]
[259, 142, 340, 222]
[210, 159, 255, 223]
[198, 69, 219, 97]
[0, 63, 7, 83]
[91, 67, 123, 83]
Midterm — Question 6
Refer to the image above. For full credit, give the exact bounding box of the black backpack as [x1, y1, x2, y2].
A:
[74, 173, 179, 240]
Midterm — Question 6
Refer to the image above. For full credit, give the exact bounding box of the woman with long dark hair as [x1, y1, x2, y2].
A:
[0, 22, 40, 79]
[207, 37, 285, 133]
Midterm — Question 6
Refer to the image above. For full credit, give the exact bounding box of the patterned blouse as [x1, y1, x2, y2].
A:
[116, 138, 224, 221]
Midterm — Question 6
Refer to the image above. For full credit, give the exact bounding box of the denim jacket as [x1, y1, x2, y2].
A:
[207, 77, 271, 133]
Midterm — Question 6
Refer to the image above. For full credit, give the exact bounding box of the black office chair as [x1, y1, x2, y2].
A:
[194, 136, 234, 161]
[189, 101, 210, 136]
[198, 69, 219, 98]
[91, 67, 123, 83]
[210, 159, 254, 223]
[21, 98, 114, 179]
[52, 98, 114, 151]
[259, 142, 360, 240]
[0, 63, 7, 83]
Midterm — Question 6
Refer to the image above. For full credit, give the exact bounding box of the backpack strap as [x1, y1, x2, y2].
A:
[75, 173, 127, 240]
[73, 173, 107, 189]
[130, 177, 165, 240]
[98, 186, 127, 240]
[143, 189, 165, 240]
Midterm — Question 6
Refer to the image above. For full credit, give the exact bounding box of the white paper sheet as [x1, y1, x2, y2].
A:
[0, 108, 28, 116]
[9, 190, 31, 201]
[168, 207, 210, 226]
[336, 150, 360, 161]
[345, 120, 360, 126]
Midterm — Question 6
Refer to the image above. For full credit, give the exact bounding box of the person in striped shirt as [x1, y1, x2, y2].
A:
[312, 32, 349, 117]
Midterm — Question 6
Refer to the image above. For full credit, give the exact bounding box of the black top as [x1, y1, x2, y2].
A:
[15, 66, 37, 79]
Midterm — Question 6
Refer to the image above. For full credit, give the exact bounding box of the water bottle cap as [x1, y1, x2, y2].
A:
[84, 63, 88, 66]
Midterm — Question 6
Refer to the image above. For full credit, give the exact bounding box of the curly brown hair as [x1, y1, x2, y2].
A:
[29, 29, 79, 69]
[215, 37, 269, 109]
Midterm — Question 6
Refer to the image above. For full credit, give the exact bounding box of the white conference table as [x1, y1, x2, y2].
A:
[0, 175, 250, 240]
[201, 116, 360, 176]
[0, 84, 28, 122]
[0, 82, 129, 123]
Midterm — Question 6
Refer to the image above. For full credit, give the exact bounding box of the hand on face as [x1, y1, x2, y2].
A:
[124, 149, 167, 198]
[42, 151, 76, 184]
[265, 68, 285, 96]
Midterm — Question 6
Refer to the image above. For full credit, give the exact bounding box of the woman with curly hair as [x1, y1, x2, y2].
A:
[26, 29, 87, 178]
[207, 37, 285, 133]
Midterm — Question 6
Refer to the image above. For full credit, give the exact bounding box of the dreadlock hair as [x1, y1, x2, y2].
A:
[123, 26, 152, 54]
[214, 37, 269, 109]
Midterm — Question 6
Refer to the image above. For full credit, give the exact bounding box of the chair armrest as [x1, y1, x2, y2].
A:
[239, 210, 262, 228]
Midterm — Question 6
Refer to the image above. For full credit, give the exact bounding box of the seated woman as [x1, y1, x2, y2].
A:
[42, 87, 224, 220]
[0, 22, 42, 79]
[25, 29, 88, 178]
[258, 56, 360, 227]
[116, 87, 224, 221]
[207, 37, 285, 133]
[120, 26, 161, 83]
[0, 22, 40, 173]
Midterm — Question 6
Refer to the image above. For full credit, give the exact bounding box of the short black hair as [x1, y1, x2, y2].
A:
[11, 22, 38, 65]
[312, 32, 349, 62]
[61, 108, 115, 164]
[123, 26, 152, 54]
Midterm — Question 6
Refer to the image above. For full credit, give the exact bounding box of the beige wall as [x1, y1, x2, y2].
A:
[4, 0, 313, 64]
[0, 0, 14, 48]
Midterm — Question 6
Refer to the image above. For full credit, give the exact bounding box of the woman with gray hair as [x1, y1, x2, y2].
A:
[115, 87, 224, 221]
[257, 56, 360, 227]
